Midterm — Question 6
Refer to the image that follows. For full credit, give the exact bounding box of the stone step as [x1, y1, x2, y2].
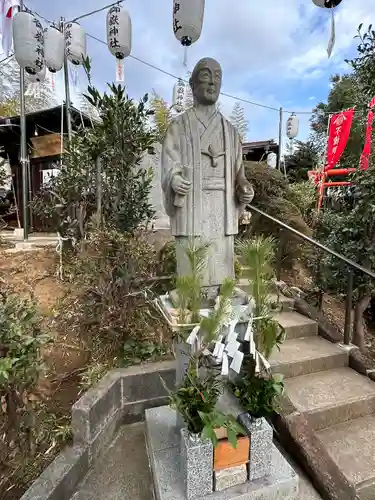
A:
[237, 279, 294, 311]
[317, 414, 375, 500]
[269, 336, 348, 379]
[273, 311, 318, 339]
[285, 367, 375, 431]
[239, 266, 252, 279]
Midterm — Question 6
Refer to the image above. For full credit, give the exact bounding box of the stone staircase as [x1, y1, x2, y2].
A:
[266, 293, 375, 500]
[21, 284, 375, 500]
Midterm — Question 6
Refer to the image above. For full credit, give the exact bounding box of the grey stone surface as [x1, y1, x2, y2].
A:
[181, 428, 214, 499]
[214, 465, 248, 491]
[71, 423, 152, 500]
[72, 372, 122, 444]
[145, 405, 299, 500]
[162, 57, 254, 295]
[20, 445, 88, 500]
[246, 416, 273, 481]
[122, 395, 170, 424]
[70, 362, 176, 464]
[122, 365, 175, 403]
[139, 142, 170, 228]
[146, 405, 180, 452]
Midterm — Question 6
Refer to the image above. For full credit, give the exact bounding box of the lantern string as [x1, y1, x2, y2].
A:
[69, 0, 124, 23]
[1, 5, 360, 119]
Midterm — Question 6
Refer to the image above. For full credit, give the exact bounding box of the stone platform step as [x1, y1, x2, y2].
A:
[71, 423, 153, 500]
[269, 336, 348, 379]
[285, 367, 375, 431]
[273, 311, 317, 340]
[237, 279, 294, 312]
[145, 405, 299, 500]
[317, 414, 375, 500]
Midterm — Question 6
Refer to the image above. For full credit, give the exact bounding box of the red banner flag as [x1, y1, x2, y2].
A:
[360, 97, 375, 171]
[324, 108, 355, 171]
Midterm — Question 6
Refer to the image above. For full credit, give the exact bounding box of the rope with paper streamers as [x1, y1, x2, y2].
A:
[155, 294, 271, 378]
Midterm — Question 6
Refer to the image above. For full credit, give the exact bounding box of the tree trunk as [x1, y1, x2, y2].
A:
[352, 292, 371, 350]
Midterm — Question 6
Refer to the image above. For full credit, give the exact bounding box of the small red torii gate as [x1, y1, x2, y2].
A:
[309, 98, 375, 210]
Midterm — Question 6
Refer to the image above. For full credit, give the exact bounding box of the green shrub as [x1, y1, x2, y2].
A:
[0, 288, 52, 482]
[243, 162, 312, 269]
[0, 290, 50, 394]
[287, 181, 317, 225]
[157, 240, 176, 276]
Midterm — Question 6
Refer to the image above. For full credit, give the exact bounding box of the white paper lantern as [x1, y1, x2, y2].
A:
[107, 5, 131, 59]
[27, 64, 46, 83]
[312, 0, 342, 7]
[173, 79, 185, 112]
[173, 0, 205, 46]
[65, 22, 86, 65]
[45, 25, 64, 73]
[267, 152, 277, 169]
[13, 11, 44, 75]
[286, 114, 299, 140]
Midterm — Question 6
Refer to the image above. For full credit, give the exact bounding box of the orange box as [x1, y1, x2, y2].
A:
[213, 436, 250, 471]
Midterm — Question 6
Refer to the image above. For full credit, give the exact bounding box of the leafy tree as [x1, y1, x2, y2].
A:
[78, 92, 99, 122]
[313, 163, 375, 349]
[229, 101, 248, 141]
[33, 60, 157, 239]
[310, 25, 375, 349]
[0, 58, 54, 116]
[285, 139, 321, 182]
[149, 90, 173, 142]
[348, 23, 375, 101]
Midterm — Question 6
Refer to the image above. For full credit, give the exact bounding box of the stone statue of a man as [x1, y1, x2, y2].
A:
[162, 57, 254, 298]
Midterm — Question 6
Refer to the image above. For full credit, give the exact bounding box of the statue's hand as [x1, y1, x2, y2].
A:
[237, 182, 254, 205]
[172, 174, 191, 196]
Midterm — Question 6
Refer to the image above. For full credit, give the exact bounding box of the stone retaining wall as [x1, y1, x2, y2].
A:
[20, 361, 175, 500]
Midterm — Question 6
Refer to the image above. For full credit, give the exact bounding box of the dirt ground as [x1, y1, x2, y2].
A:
[0, 247, 87, 413]
[0, 228, 174, 425]
[282, 262, 375, 358]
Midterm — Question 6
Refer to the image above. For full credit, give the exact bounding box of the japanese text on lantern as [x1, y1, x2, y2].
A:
[33, 19, 44, 70]
[65, 23, 72, 57]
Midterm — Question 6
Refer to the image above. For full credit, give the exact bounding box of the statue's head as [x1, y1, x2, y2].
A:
[189, 57, 222, 106]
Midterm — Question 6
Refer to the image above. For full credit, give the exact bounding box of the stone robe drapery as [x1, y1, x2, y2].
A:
[161, 108, 245, 288]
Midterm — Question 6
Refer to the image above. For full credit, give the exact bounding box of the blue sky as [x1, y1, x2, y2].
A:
[18, 0, 375, 142]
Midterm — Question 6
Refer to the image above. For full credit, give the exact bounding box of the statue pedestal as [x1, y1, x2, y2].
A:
[145, 405, 299, 500]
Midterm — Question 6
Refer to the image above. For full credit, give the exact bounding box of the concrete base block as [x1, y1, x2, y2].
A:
[238, 413, 273, 480]
[145, 405, 299, 500]
[214, 465, 247, 491]
[181, 428, 213, 499]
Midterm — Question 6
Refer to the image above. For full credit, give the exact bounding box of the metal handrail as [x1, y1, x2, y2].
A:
[247, 203, 375, 345]
[248, 204, 375, 280]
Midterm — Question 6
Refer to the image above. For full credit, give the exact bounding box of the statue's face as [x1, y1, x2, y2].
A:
[191, 63, 222, 105]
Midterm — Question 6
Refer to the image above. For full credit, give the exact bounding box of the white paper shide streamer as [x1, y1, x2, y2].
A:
[26, 66, 47, 97]
[327, 8, 336, 58]
[311, 0, 341, 58]
[13, 11, 44, 75]
[173, 0, 205, 46]
[44, 25, 64, 73]
[65, 22, 86, 66]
